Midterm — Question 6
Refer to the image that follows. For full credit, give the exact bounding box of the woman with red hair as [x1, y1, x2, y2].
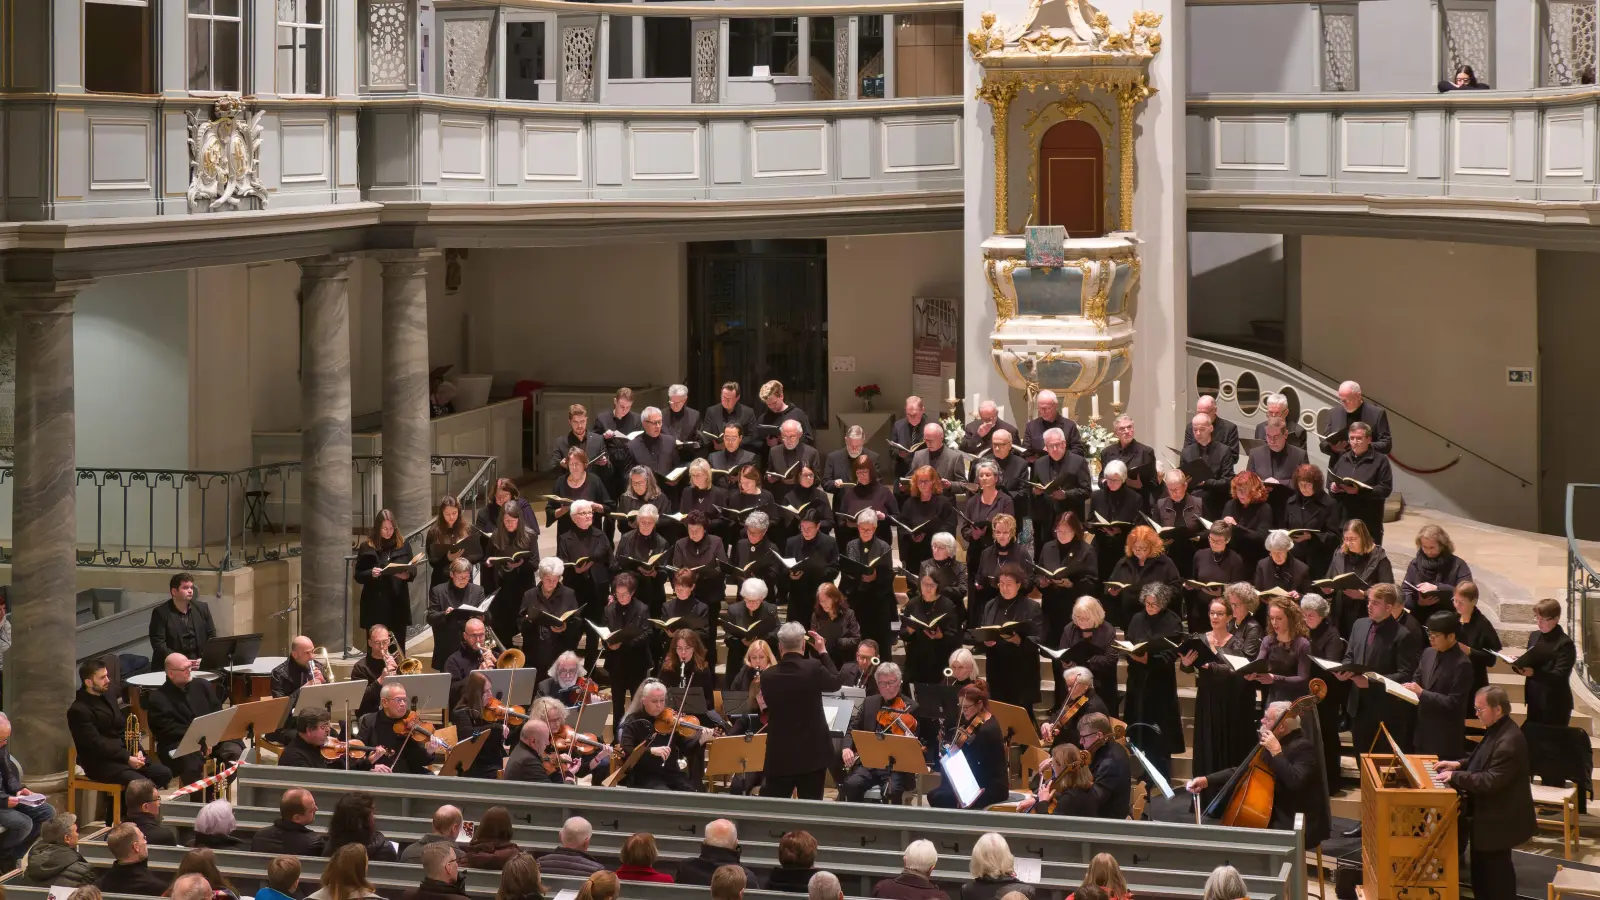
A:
[1104, 524, 1182, 629]
[928, 682, 1009, 810]
[1221, 470, 1274, 572]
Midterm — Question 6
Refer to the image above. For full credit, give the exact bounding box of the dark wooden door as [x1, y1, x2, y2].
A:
[1038, 120, 1104, 237]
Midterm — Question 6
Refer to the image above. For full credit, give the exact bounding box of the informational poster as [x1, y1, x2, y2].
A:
[911, 297, 959, 408]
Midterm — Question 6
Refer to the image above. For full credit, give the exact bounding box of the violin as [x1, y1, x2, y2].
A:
[319, 739, 373, 761]
[392, 711, 438, 743]
[573, 676, 609, 702]
[483, 698, 532, 725]
[1211, 680, 1326, 829]
[950, 709, 990, 751]
[875, 696, 916, 737]
[552, 724, 605, 756]
[653, 710, 717, 740]
[1045, 693, 1088, 736]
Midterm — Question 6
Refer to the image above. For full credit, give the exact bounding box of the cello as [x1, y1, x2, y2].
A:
[1206, 679, 1326, 828]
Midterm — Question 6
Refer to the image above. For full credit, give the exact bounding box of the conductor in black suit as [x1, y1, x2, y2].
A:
[1184, 700, 1330, 849]
[760, 622, 841, 800]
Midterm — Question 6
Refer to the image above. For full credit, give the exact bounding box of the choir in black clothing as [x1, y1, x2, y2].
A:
[841, 510, 896, 656]
[425, 496, 483, 588]
[1184, 397, 1241, 457]
[615, 507, 672, 617]
[1400, 524, 1473, 619]
[549, 448, 613, 538]
[971, 562, 1042, 715]
[1152, 469, 1206, 578]
[1327, 422, 1393, 543]
[900, 567, 961, 686]
[1337, 584, 1422, 755]
[520, 558, 582, 674]
[809, 583, 861, 667]
[1056, 597, 1120, 719]
[1104, 526, 1182, 629]
[1121, 583, 1185, 778]
[1186, 523, 1245, 633]
[1402, 611, 1475, 761]
[1099, 415, 1157, 506]
[1022, 391, 1086, 460]
[427, 559, 486, 674]
[1088, 461, 1144, 579]
[1323, 520, 1394, 638]
[1180, 595, 1257, 802]
[600, 572, 656, 728]
[1245, 418, 1308, 522]
[355, 510, 418, 644]
[1300, 596, 1348, 787]
[486, 505, 540, 644]
[1036, 512, 1100, 698]
[1255, 531, 1312, 604]
[548, 405, 614, 496]
[896, 467, 957, 575]
[783, 508, 840, 626]
[1028, 431, 1092, 556]
[708, 426, 758, 491]
[1221, 472, 1274, 573]
[1181, 414, 1237, 520]
[723, 579, 781, 688]
[1282, 466, 1340, 580]
[1451, 582, 1501, 693]
[1519, 598, 1576, 726]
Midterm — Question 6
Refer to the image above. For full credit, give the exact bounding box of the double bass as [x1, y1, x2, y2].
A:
[1206, 679, 1326, 828]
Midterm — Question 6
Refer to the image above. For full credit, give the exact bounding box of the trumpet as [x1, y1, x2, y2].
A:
[479, 629, 501, 669]
[387, 637, 424, 676]
[125, 714, 143, 758]
[944, 667, 954, 678]
[857, 657, 880, 688]
[312, 646, 334, 684]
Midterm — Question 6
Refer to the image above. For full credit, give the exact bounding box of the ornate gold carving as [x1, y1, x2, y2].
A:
[1082, 261, 1113, 330]
[1114, 78, 1154, 231]
[977, 81, 1022, 235]
[967, 11, 1007, 60]
[985, 258, 1022, 323]
[1023, 93, 1115, 234]
[966, 0, 1164, 63]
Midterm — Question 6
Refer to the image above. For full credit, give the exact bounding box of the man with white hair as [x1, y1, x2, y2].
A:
[1028, 426, 1091, 555]
[889, 396, 930, 484]
[823, 425, 881, 498]
[1023, 390, 1084, 460]
[840, 663, 917, 805]
[663, 384, 702, 446]
[807, 871, 844, 900]
[760, 622, 839, 799]
[768, 419, 821, 485]
[731, 512, 784, 604]
[1099, 414, 1158, 505]
[0, 713, 53, 866]
[873, 840, 942, 900]
[147, 652, 243, 788]
[1185, 699, 1330, 849]
[1041, 666, 1110, 749]
[1253, 392, 1307, 450]
[960, 399, 1020, 456]
[1179, 413, 1237, 520]
[909, 422, 966, 483]
[356, 681, 439, 775]
[724, 577, 780, 687]
[677, 819, 760, 887]
[172, 872, 213, 900]
[757, 380, 815, 447]
[1183, 394, 1241, 458]
[539, 817, 606, 877]
[558, 498, 613, 669]
[627, 406, 683, 503]
[1320, 380, 1393, 456]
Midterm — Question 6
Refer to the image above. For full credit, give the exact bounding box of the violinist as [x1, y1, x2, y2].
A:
[1040, 666, 1108, 749]
[278, 709, 384, 770]
[1184, 700, 1330, 848]
[427, 558, 486, 675]
[535, 652, 602, 708]
[839, 663, 919, 805]
[356, 682, 441, 775]
[657, 629, 717, 714]
[503, 719, 569, 785]
[522, 558, 582, 675]
[451, 672, 509, 779]
[901, 566, 961, 686]
[444, 617, 496, 708]
[616, 679, 711, 791]
[1080, 713, 1131, 819]
[1016, 744, 1096, 816]
[928, 683, 1008, 809]
[528, 696, 612, 780]
[603, 573, 656, 728]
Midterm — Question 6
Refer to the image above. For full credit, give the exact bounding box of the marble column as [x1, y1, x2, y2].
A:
[374, 250, 438, 538]
[4, 280, 91, 799]
[298, 256, 355, 648]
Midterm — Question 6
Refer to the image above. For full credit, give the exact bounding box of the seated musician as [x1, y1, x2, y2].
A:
[1079, 713, 1130, 819]
[527, 696, 611, 780]
[928, 683, 1008, 810]
[355, 682, 442, 775]
[724, 678, 768, 796]
[268, 636, 332, 743]
[536, 651, 602, 708]
[444, 617, 497, 709]
[503, 719, 569, 784]
[450, 672, 509, 779]
[278, 708, 384, 771]
[839, 663, 919, 805]
[1183, 700, 1330, 848]
[146, 653, 242, 787]
[67, 658, 173, 790]
[347, 624, 399, 718]
[1040, 666, 1109, 749]
[615, 679, 712, 791]
[1016, 745, 1096, 816]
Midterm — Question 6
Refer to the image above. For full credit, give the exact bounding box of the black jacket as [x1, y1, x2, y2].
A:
[765, 866, 821, 894]
[1413, 646, 1474, 760]
[67, 688, 134, 778]
[1184, 415, 1241, 457]
[1320, 400, 1392, 456]
[1089, 740, 1131, 819]
[873, 872, 946, 900]
[960, 876, 1033, 900]
[1522, 625, 1577, 726]
[148, 598, 217, 664]
[146, 677, 226, 764]
[675, 843, 759, 888]
[1208, 728, 1330, 847]
[399, 878, 473, 900]
[761, 652, 842, 776]
[98, 859, 170, 896]
[1453, 715, 1537, 850]
[251, 818, 327, 856]
[129, 811, 178, 847]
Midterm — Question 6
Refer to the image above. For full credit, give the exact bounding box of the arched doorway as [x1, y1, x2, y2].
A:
[1037, 120, 1104, 237]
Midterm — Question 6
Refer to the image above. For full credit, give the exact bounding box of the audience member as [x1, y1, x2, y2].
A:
[960, 834, 1033, 900]
[191, 800, 244, 850]
[675, 820, 757, 887]
[68, 887, 104, 900]
[497, 853, 547, 900]
[872, 840, 943, 900]
[400, 843, 470, 900]
[401, 806, 468, 865]
[96, 823, 168, 897]
[575, 871, 620, 900]
[126, 779, 177, 846]
[537, 818, 605, 878]
[255, 857, 302, 900]
[23, 813, 94, 887]
[1201, 865, 1248, 900]
[807, 872, 843, 900]
[766, 831, 821, 893]
[1072, 855, 1129, 900]
[172, 873, 216, 900]
[711, 866, 747, 900]
[617, 833, 674, 883]
[463, 807, 520, 870]
[175, 848, 239, 900]
[309, 844, 383, 900]
[325, 793, 397, 863]
[251, 789, 325, 856]
[1065, 890, 1107, 900]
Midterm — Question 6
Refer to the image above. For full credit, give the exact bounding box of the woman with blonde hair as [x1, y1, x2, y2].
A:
[1105, 524, 1182, 629]
[945, 647, 978, 689]
[1324, 519, 1394, 638]
[960, 833, 1032, 900]
[575, 870, 620, 900]
[497, 853, 547, 900]
[728, 638, 775, 693]
[309, 845, 381, 900]
[1053, 596, 1119, 720]
[1402, 524, 1472, 618]
[973, 513, 1032, 611]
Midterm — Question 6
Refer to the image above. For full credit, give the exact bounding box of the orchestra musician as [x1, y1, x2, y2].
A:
[927, 683, 1007, 810]
[782, 507, 839, 627]
[760, 623, 841, 800]
[534, 652, 601, 708]
[1184, 700, 1331, 848]
[657, 629, 718, 715]
[1016, 744, 1097, 817]
[615, 679, 712, 791]
[725, 678, 769, 797]
[355, 682, 441, 775]
[528, 695, 611, 780]
[1402, 611, 1474, 762]
[355, 510, 418, 647]
[347, 624, 398, 718]
[426, 559, 486, 675]
[973, 562, 1042, 716]
[1080, 713, 1131, 819]
[148, 573, 217, 668]
[838, 641, 880, 689]
[521, 557, 582, 675]
[68, 659, 173, 790]
[146, 653, 243, 789]
[277, 708, 384, 771]
[503, 718, 568, 784]
[945, 649, 978, 691]
[450, 672, 509, 779]
[444, 617, 497, 709]
[900, 565, 961, 687]
[425, 496, 482, 589]
[268, 636, 333, 742]
[1058, 597, 1119, 719]
[1040, 666, 1109, 749]
[727, 640, 774, 693]
[1436, 686, 1537, 899]
[839, 663, 919, 805]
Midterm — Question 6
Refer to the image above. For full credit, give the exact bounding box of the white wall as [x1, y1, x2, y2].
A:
[1187, 4, 1316, 94]
[1188, 232, 1285, 340]
[1536, 250, 1600, 535]
[1357, 1, 1435, 91]
[1300, 236, 1538, 529]
[248, 261, 304, 434]
[77, 272, 191, 467]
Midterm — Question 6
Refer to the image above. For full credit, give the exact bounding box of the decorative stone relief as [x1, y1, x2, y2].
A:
[1546, 0, 1598, 85]
[368, 1, 410, 89]
[1443, 8, 1491, 81]
[186, 95, 267, 213]
[835, 21, 851, 100]
[1322, 12, 1357, 91]
[443, 18, 493, 97]
[693, 28, 719, 103]
[562, 25, 597, 102]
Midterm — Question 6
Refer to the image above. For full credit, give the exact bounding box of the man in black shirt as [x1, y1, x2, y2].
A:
[888, 396, 931, 484]
[959, 400, 1020, 456]
[823, 427, 880, 497]
[347, 624, 396, 718]
[547, 404, 610, 474]
[445, 617, 496, 708]
[1183, 395, 1240, 458]
[1254, 393, 1307, 450]
[1022, 390, 1084, 460]
[703, 382, 762, 456]
[1339, 584, 1421, 765]
[147, 573, 215, 668]
[628, 406, 683, 502]
[356, 683, 441, 775]
[1180, 414, 1237, 520]
[1403, 612, 1475, 762]
[839, 663, 918, 805]
[146, 653, 242, 788]
[250, 788, 327, 855]
[663, 385, 703, 451]
[1328, 421, 1393, 544]
[1099, 414, 1157, 506]
[1246, 419, 1308, 522]
[1320, 380, 1392, 457]
[908, 423, 966, 485]
[1029, 428, 1091, 555]
[67, 659, 173, 790]
[756, 380, 814, 446]
[97, 823, 169, 897]
[767, 420, 821, 487]
[278, 708, 382, 771]
[125, 778, 177, 846]
[1081, 713, 1130, 819]
[1186, 700, 1330, 849]
[269, 636, 331, 743]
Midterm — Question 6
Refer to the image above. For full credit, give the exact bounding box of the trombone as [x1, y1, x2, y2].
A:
[484, 626, 524, 669]
[387, 637, 423, 676]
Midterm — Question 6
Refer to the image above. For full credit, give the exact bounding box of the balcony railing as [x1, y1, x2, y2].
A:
[1566, 483, 1600, 692]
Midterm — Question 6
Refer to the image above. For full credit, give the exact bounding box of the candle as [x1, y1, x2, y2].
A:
[1113, 380, 1121, 405]
[947, 378, 957, 402]
[972, 394, 979, 415]
[1091, 394, 1100, 418]
[996, 405, 1004, 419]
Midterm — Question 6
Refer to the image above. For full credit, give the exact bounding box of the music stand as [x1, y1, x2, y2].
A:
[176, 707, 240, 760]
[849, 731, 929, 776]
[707, 733, 767, 786]
[821, 697, 856, 736]
[721, 691, 756, 717]
[477, 669, 536, 707]
[382, 673, 451, 714]
[567, 700, 610, 736]
[987, 700, 1042, 748]
[912, 684, 958, 726]
[220, 696, 292, 749]
[439, 728, 490, 777]
[200, 634, 263, 672]
[665, 687, 709, 717]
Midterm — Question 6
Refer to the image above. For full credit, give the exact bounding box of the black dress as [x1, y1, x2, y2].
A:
[602, 598, 655, 725]
[781, 530, 839, 626]
[974, 594, 1043, 714]
[1105, 554, 1183, 630]
[1089, 485, 1145, 581]
[1061, 622, 1120, 719]
[1036, 538, 1100, 661]
[615, 529, 672, 618]
[558, 526, 613, 655]
[425, 527, 483, 589]
[1307, 621, 1348, 787]
[519, 583, 581, 675]
[960, 491, 1014, 588]
[672, 533, 728, 646]
[1456, 610, 1502, 693]
[896, 493, 956, 574]
[355, 539, 417, 632]
[928, 714, 1009, 809]
[1187, 547, 1245, 634]
[1221, 499, 1274, 572]
[1282, 490, 1340, 580]
[1522, 625, 1577, 726]
[548, 475, 611, 537]
[1123, 606, 1185, 777]
[1401, 551, 1473, 614]
[972, 538, 1032, 613]
[1324, 548, 1395, 638]
[835, 483, 898, 549]
[842, 537, 896, 654]
[900, 594, 961, 686]
[484, 528, 538, 643]
[809, 605, 861, 668]
[1184, 628, 1255, 804]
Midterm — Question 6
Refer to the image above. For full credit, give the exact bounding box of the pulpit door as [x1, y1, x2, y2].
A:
[1038, 120, 1104, 237]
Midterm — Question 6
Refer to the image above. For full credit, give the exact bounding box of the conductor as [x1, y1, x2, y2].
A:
[760, 622, 841, 800]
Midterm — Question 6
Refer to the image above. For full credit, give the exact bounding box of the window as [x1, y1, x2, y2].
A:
[808, 17, 836, 99]
[86, 0, 154, 94]
[505, 21, 546, 99]
[189, 0, 244, 93]
[609, 17, 633, 79]
[858, 16, 885, 98]
[277, 0, 325, 95]
[729, 18, 799, 77]
[1319, 5, 1358, 92]
[1440, 0, 1494, 85]
[644, 18, 691, 78]
[894, 13, 960, 97]
[1544, 0, 1597, 85]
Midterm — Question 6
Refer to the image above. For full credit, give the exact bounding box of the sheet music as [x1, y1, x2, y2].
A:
[1013, 858, 1042, 885]
[938, 749, 980, 808]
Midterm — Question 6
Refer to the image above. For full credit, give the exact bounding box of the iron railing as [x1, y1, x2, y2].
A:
[0, 454, 499, 573]
[1565, 483, 1600, 691]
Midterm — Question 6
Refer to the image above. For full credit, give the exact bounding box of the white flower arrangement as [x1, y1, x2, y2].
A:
[1083, 420, 1117, 460]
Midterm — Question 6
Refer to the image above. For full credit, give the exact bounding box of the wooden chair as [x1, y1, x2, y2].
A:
[65, 747, 122, 826]
[1549, 865, 1600, 899]
[1532, 782, 1582, 860]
